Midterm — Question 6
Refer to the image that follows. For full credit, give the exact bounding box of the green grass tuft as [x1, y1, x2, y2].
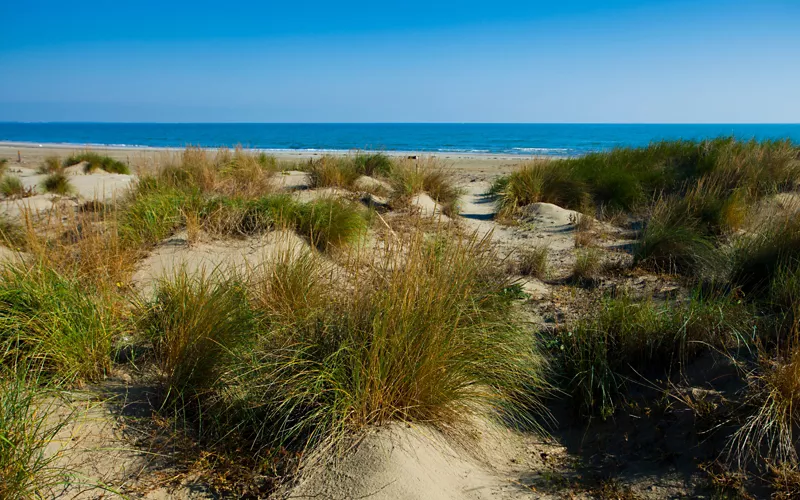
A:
[41, 171, 73, 195]
[139, 270, 255, 397]
[0, 176, 26, 198]
[64, 151, 131, 175]
[0, 263, 117, 382]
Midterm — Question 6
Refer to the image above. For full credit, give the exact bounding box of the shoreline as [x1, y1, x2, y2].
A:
[0, 140, 548, 159]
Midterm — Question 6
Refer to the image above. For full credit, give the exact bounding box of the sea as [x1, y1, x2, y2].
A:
[1, 123, 799, 157]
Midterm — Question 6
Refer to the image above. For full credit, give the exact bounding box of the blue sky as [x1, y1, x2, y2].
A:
[0, 0, 798, 123]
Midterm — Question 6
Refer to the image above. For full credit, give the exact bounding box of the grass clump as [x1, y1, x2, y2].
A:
[573, 247, 603, 281]
[307, 155, 361, 189]
[354, 152, 393, 177]
[119, 188, 192, 246]
[518, 245, 549, 279]
[633, 196, 720, 276]
[730, 346, 800, 470]
[389, 158, 462, 208]
[558, 293, 754, 418]
[0, 263, 117, 382]
[295, 198, 367, 250]
[139, 270, 255, 397]
[490, 160, 591, 217]
[37, 156, 62, 174]
[175, 233, 550, 454]
[0, 364, 72, 499]
[41, 171, 73, 195]
[64, 151, 131, 175]
[0, 176, 26, 198]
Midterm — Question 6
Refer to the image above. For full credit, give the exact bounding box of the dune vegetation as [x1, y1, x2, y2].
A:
[2, 139, 800, 497]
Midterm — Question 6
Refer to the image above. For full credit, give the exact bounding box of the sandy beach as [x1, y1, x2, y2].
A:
[0, 142, 530, 179]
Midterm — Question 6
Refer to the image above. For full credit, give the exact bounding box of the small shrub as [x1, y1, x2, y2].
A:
[64, 151, 130, 175]
[0, 176, 26, 198]
[518, 245, 549, 278]
[138, 270, 255, 396]
[41, 172, 73, 195]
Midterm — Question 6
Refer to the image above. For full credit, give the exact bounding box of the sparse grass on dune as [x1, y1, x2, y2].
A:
[0, 215, 25, 249]
[0, 362, 73, 499]
[389, 157, 462, 209]
[573, 247, 603, 281]
[518, 244, 549, 279]
[0, 262, 117, 383]
[41, 171, 74, 195]
[0, 158, 7, 175]
[557, 292, 755, 418]
[37, 156, 62, 175]
[307, 155, 362, 189]
[136, 232, 548, 458]
[64, 151, 131, 175]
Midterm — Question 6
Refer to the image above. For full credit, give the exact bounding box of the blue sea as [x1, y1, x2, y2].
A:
[1, 123, 799, 157]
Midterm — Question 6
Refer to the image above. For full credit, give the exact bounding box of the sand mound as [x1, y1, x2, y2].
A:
[519, 202, 584, 229]
[412, 192, 450, 220]
[293, 187, 348, 203]
[275, 170, 311, 191]
[63, 162, 90, 175]
[132, 229, 309, 297]
[354, 175, 392, 193]
[290, 423, 536, 500]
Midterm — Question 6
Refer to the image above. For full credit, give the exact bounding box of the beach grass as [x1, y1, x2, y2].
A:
[64, 151, 131, 175]
[0, 176, 26, 198]
[41, 171, 73, 195]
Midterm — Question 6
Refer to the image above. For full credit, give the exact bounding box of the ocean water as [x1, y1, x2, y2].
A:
[1, 123, 799, 157]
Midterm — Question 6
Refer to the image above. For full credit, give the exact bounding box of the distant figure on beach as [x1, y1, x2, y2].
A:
[17, 150, 21, 162]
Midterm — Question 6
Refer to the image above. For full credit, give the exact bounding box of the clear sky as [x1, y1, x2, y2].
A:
[0, 0, 798, 123]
